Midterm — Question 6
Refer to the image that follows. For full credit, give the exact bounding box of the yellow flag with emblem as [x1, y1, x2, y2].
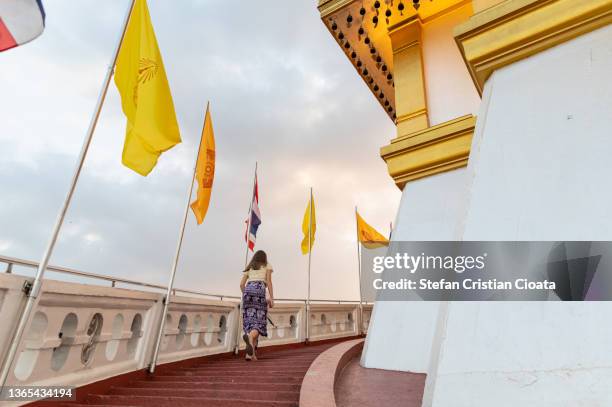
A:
[114, 0, 181, 176]
[190, 104, 215, 224]
[356, 211, 389, 249]
[301, 192, 316, 254]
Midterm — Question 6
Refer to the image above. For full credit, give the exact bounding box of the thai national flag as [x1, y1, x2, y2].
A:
[0, 0, 45, 52]
[245, 173, 261, 251]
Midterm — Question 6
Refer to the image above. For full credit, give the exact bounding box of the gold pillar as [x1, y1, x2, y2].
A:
[389, 17, 429, 137]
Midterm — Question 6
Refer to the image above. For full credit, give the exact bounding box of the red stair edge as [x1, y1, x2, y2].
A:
[299, 338, 366, 407]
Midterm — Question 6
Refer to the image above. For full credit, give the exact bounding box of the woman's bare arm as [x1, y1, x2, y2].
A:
[240, 273, 248, 293]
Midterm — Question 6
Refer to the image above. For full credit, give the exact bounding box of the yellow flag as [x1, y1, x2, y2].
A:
[301, 193, 316, 254]
[190, 105, 215, 224]
[114, 0, 181, 176]
[356, 211, 389, 249]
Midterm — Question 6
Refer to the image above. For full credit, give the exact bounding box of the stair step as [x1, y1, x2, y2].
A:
[257, 352, 323, 358]
[65, 341, 344, 406]
[128, 380, 300, 392]
[151, 374, 302, 383]
[86, 394, 297, 407]
[109, 386, 299, 401]
[255, 350, 322, 356]
[56, 404, 136, 407]
[185, 363, 311, 369]
[177, 367, 309, 375]
[163, 370, 306, 377]
[217, 357, 317, 364]
[192, 360, 315, 367]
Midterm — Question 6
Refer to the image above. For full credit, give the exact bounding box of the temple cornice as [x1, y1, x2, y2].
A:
[380, 114, 476, 188]
[455, 0, 612, 94]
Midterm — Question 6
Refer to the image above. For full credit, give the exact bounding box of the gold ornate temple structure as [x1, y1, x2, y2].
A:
[318, 0, 612, 188]
[318, 0, 482, 188]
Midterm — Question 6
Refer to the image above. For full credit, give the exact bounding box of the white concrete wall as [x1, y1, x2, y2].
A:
[361, 169, 468, 372]
[395, 168, 469, 240]
[461, 25, 612, 241]
[362, 301, 440, 372]
[431, 302, 612, 407]
[428, 24, 612, 407]
[422, 4, 481, 127]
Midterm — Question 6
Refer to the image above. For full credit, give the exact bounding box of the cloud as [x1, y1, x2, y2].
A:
[0, 241, 12, 252]
[0, 0, 400, 300]
[83, 233, 102, 244]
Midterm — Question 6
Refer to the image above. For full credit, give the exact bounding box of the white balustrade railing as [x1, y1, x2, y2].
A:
[3, 275, 161, 389]
[0, 258, 370, 399]
[260, 303, 305, 346]
[156, 296, 238, 365]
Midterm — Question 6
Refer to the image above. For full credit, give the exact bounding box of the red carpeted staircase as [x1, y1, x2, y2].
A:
[56, 342, 338, 407]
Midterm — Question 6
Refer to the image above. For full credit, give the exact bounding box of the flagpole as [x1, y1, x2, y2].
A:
[244, 162, 258, 268]
[355, 207, 364, 335]
[306, 187, 313, 342]
[0, 0, 136, 390]
[235, 162, 257, 354]
[148, 102, 208, 374]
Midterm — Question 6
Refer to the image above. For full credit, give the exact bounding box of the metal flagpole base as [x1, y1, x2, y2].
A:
[234, 303, 242, 355]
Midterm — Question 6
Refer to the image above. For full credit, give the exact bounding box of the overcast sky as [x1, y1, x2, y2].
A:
[0, 0, 399, 300]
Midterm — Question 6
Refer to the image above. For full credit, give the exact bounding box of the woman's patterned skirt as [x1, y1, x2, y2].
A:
[242, 281, 268, 337]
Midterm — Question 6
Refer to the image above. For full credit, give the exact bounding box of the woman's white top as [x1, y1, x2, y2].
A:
[246, 264, 273, 283]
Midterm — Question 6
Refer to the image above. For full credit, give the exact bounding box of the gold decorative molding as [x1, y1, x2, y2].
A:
[317, 0, 398, 120]
[318, 0, 354, 18]
[317, 0, 472, 121]
[380, 115, 476, 189]
[389, 17, 429, 137]
[455, 0, 612, 94]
